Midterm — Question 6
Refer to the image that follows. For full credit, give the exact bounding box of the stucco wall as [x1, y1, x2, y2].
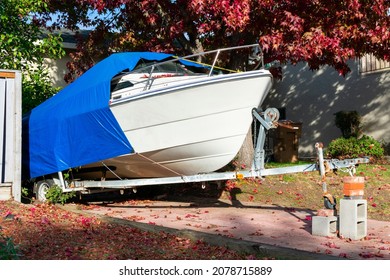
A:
[262, 61, 390, 157]
[44, 54, 71, 89]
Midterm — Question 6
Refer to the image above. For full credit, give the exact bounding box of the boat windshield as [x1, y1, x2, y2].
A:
[133, 59, 202, 75]
[111, 59, 206, 94]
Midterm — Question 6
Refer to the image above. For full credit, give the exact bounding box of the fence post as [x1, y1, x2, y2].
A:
[0, 70, 22, 202]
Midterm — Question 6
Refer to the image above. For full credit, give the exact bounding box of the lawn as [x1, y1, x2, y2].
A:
[220, 161, 390, 222]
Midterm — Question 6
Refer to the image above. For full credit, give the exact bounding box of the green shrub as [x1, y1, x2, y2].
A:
[0, 233, 19, 260]
[382, 141, 390, 156]
[334, 110, 362, 138]
[327, 135, 384, 159]
[45, 185, 76, 205]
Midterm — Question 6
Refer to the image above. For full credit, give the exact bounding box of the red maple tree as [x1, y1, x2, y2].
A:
[41, 0, 389, 81]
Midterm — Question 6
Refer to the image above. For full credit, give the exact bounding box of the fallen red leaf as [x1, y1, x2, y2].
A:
[359, 252, 374, 258]
[80, 216, 92, 227]
[339, 253, 348, 258]
[322, 242, 340, 249]
[249, 230, 264, 236]
[41, 216, 50, 225]
[4, 210, 12, 217]
[184, 214, 199, 219]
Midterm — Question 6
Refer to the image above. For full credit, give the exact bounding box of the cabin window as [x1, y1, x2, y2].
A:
[111, 80, 134, 93]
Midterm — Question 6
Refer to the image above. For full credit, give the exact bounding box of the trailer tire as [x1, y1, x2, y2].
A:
[36, 179, 55, 202]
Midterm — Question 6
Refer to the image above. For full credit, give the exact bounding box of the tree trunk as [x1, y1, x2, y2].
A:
[236, 128, 254, 170]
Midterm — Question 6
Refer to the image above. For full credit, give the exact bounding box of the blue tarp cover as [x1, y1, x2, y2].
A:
[23, 52, 182, 179]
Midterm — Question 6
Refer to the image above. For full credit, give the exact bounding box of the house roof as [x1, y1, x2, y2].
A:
[41, 28, 91, 49]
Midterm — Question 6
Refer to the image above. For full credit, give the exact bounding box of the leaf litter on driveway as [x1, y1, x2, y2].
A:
[0, 200, 257, 260]
[79, 198, 390, 260]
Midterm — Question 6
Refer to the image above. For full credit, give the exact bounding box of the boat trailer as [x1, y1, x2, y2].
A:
[36, 108, 369, 205]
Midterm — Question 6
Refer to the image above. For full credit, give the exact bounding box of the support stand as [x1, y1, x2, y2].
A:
[339, 199, 367, 240]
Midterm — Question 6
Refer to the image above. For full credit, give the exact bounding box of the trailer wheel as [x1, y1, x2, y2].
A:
[36, 180, 55, 202]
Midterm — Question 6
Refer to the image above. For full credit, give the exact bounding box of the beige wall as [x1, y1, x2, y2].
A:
[263, 61, 390, 157]
[44, 54, 71, 89]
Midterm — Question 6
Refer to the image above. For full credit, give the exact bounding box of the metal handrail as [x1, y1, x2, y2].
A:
[131, 43, 263, 90]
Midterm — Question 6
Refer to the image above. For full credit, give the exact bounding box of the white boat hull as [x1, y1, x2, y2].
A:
[79, 70, 273, 179]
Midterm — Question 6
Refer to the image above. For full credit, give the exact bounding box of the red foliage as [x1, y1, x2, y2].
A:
[42, 0, 390, 81]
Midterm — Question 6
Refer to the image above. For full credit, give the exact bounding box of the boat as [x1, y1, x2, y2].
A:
[22, 44, 273, 180]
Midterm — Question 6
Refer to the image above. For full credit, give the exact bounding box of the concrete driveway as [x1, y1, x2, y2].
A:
[74, 197, 390, 260]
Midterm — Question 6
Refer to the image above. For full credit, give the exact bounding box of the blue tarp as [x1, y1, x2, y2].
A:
[22, 52, 188, 179]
